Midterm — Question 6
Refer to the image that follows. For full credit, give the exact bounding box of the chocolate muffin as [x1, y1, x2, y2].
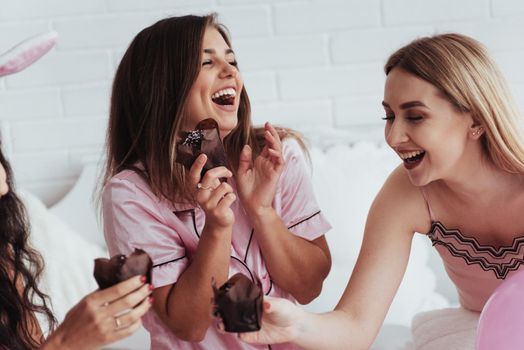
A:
[93, 249, 152, 289]
[213, 273, 263, 332]
[175, 118, 230, 177]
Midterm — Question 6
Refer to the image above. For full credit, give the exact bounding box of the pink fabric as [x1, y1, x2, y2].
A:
[0, 31, 57, 77]
[427, 222, 524, 312]
[420, 187, 524, 312]
[102, 138, 331, 350]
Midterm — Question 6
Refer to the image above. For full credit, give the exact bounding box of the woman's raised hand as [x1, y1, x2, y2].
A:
[236, 122, 285, 216]
[188, 154, 236, 228]
[44, 275, 153, 350]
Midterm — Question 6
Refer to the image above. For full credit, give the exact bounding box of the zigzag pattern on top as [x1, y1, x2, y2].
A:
[427, 221, 524, 280]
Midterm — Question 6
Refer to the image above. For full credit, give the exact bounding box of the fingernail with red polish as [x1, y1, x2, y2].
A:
[148, 296, 154, 303]
[140, 275, 147, 283]
[149, 284, 155, 291]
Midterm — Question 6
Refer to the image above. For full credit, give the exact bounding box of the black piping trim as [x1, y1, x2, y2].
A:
[231, 256, 255, 283]
[172, 209, 200, 239]
[244, 229, 254, 263]
[288, 210, 321, 230]
[153, 255, 186, 268]
[191, 209, 200, 238]
[265, 278, 273, 296]
[233, 254, 273, 296]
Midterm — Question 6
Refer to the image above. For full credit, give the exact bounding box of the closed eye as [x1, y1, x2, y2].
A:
[407, 115, 423, 122]
[202, 60, 238, 67]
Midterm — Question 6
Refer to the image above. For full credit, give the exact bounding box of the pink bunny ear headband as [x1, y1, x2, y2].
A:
[0, 31, 58, 77]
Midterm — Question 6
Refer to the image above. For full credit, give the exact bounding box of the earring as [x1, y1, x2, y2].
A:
[473, 128, 483, 136]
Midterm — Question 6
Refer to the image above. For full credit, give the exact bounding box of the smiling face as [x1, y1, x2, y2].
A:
[184, 26, 243, 139]
[383, 68, 477, 186]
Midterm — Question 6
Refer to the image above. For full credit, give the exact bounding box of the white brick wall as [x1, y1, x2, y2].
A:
[274, 1, 381, 34]
[0, 0, 106, 21]
[1, 88, 61, 120]
[0, 0, 523, 205]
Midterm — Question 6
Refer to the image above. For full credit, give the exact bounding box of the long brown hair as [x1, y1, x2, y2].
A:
[0, 143, 57, 349]
[102, 14, 302, 203]
[385, 33, 524, 174]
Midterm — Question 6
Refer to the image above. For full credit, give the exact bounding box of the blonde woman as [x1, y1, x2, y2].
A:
[240, 33, 524, 349]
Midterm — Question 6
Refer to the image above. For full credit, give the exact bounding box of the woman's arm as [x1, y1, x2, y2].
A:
[249, 210, 331, 304]
[151, 157, 237, 342]
[237, 123, 330, 303]
[152, 223, 233, 342]
[242, 166, 430, 349]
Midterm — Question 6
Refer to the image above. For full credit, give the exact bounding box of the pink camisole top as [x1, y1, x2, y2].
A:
[421, 189, 524, 312]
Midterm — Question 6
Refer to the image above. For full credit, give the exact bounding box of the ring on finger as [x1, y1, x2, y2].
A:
[197, 183, 212, 191]
[114, 316, 122, 330]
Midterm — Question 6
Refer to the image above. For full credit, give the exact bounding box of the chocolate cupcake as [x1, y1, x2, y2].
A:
[213, 273, 263, 333]
[93, 249, 152, 289]
[175, 118, 230, 177]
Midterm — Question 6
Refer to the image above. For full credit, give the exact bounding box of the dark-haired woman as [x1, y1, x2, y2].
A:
[101, 13, 332, 349]
[0, 146, 152, 350]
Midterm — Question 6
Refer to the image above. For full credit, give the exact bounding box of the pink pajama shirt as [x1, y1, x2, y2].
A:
[102, 138, 331, 349]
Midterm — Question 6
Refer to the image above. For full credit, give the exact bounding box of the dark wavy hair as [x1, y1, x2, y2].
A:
[0, 145, 56, 349]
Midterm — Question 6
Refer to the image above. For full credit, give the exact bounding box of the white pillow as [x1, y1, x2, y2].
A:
[20, 190, 107, 323]
[304, 142, 449, 326]
[50, 160, 106, 247]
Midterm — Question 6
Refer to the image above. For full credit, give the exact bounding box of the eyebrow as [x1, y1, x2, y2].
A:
[203, 48, 235, 55]
[382, 101, 430, 110]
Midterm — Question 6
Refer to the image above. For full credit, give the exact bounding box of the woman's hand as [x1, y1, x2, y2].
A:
[188, 154, 236, 228]
[236, 122, 285, 216]
[238, 296, 302, 345]
[43, 275, 153, 350]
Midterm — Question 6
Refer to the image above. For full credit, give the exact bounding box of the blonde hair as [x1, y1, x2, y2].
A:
[385, 33, 524, 174]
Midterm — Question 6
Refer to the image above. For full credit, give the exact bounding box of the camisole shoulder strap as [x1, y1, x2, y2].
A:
[419, 187, 436, 222]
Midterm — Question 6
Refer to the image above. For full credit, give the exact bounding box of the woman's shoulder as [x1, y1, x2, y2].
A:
[375, 164, 432, 233]
[103, 167, 158, 204]
[281, 134, 309, 163]
[384, 164, 415, 190]
[106, 168, 145, 190]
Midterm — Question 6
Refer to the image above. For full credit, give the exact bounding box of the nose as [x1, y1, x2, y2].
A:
[218, 60, 237, 79]
[385, 120, 409, 148]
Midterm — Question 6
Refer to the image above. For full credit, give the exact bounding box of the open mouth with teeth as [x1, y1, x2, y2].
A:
[401, 150, 426, 169]
[211, 88, 236, 106]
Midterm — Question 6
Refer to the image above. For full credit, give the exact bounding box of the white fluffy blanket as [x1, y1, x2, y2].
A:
[411, 308, 479, 350]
